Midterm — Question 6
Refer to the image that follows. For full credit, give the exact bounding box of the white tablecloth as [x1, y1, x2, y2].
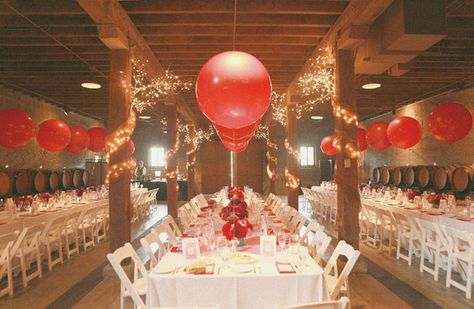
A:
[147, 252, 329, 309]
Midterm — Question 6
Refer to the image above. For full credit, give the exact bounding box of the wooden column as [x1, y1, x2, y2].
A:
[285, 95, 299, 209]
[187, 124, 196, 199]
[108, 49, 132, 252]
[334, 49, 361, 249]
[166, 97, 178, 218]
[267, 123, 277, 194]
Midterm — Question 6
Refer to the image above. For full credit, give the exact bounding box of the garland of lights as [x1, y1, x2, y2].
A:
[284, 138, 300, 189]
[105, 59, 192, 185]
[271, 92, 287, 126]
[165, 130, 180, 179]
[266, 141, 278, 181]
[332, 98, 360, 159]
[254, 124, 269, 140]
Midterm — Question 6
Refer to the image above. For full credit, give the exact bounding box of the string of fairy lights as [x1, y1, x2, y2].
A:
[105, 59, 193, 185]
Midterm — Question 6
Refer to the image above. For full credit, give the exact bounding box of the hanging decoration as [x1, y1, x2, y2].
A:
[36, 119, 71, 152]
[88, 127, 107, 152]
[271, 91, 287, 126]
[66, 126, 90, 154]
[357, 128, 368, 151]
[366, 121, 391, 151]
[427, 102, 472, 144]
[297, 48, 335, 117]
[387, 116, 422, 149]
[320, 135, 337, 156]
[284, 138, 300, 188]
[0, 109, 36, 149]
[105, 59, 192, 185]
[254, 124, 269, 140]
[266, 141, 278, 181]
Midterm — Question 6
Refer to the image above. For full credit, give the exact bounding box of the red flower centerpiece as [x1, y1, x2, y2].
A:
[221, 188, 252, 243]
[75, 189, 85, 198]
[406, 188, 421, 201]
[427, 193, 444, 208]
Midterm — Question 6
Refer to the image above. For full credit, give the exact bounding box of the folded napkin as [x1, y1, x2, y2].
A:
[275, 262, 296, 274]
[456, 216, 472, 221]
[170, 246, 182, 253]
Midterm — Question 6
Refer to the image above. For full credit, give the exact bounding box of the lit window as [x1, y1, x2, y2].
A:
[300, 146, 315, 167]
[150, 147, 165, 167]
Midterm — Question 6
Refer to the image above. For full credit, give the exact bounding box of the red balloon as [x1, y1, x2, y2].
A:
[196, 51, 272, 129]
[217, 131, 251, 145]
[130, 140, 135, 154]
[214, 119, 260, 140]
[0, 109, 36, 148]
[36, 119, 71, 152]
[320, 136, 337, 156]
[366, 122, 391, 151]
[66, 126, 90, 154]
[222, 140, 248, 153]
[357, 128, 368, 151]
[428, 102, 472, 144]
[88, 127, 107, 152]
[387, 116, 422, 149]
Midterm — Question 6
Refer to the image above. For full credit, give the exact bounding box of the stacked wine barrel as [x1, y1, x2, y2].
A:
[372, 165, 474, 194]
[0, 168, 91, 197]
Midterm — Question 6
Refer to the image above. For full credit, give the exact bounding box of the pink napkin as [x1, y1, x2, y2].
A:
[170, 246, 182, 253]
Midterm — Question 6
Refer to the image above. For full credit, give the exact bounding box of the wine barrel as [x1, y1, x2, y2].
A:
[451, 166, 474, 193]
[372, 167, 381, 184]
[72, 169, 83, 188]
[415, 166, 436, 189]
[82, 170, 90, 187]
[381, 167, 393, 185]
[61, 170, 73, 189]
[402, 166, 416, 187]
[433, 165, 456, 191]
[49, 171, 60, 191]
[14, 170, 34, 195]
[0, 171, 11, 196]
[392, 167, 403, 186]
[33, 170, 50, 193]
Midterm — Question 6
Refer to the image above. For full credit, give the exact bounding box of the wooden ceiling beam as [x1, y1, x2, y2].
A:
[76, 0, 197, 125]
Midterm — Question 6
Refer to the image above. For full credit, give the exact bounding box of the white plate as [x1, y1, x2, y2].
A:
[230, 264, 254, 273]
[229, 253, 258, 264]
[154, 263, 177, 274]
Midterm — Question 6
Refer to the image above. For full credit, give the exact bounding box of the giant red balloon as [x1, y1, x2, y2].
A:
[88, 127, 107, 152]
[215, 119, 260, 140]
[0, 109, 35, 148]
[320, 136, 337, 156]
[36, 119, 71, 152]
[130, 140, 135, 154]
[387, 116, 422, 149]
[366, 122, 391, 151]
[217, 130, 252, 144]
[66, 126, 90, 154]
[223, 140, 248, 153]
[196, 51, 272, 129]
[357, 128, 368, 151]
[427, 102, 472, 144]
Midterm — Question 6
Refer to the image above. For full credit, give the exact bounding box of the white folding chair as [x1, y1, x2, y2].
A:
[14, 225, 43, 288]
[62, 210, 81, 259]
[164, 215, 182, 237]
[0, 230, 19, 297]
[140, 232, 162, 268]
[374, 207, 397, 255]
[324, 240, 360, 300]
[40, 215, 67, 271]
[95, 206, 108, 243]
[309, 230, 332, 265]
[78, 208, 97, 251]
[416, 218, 449, 281]
[282, 297, 349, 309]
[107, 242, 148, 309]
[151, 223, 177, 255]
[442, 225, 474, 298]
[392, 212, 420, 266]
[301, 220, 324, 246]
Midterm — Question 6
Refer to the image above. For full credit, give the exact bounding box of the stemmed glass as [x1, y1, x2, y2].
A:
[278, 232, 288, 251]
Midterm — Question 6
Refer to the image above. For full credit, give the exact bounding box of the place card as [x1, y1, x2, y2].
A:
[275, 262, 296, 274]
[182, 238, 200, 260]
[260, 235, 276, 258]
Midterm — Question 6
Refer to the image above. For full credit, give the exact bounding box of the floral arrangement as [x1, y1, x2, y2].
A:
[75, 189, 85, 197]
[221, 188, 252, 240]
[12, 196, 33, 206]
[370, 184, 382, 191]
[427, 193, 444, 207]
[39, 193, 52, 203]
[406, 188, 421, 201]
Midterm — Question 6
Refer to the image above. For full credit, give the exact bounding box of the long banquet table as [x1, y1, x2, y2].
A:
[311, 186, 474, 233]
[147, 218, 329, 308]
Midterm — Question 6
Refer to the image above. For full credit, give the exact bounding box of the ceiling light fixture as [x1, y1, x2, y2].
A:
[138, 115, 151, 120]
[362, 83, 381, 90]
[310, 116, 324, 120]
[81, 82, 101, 89]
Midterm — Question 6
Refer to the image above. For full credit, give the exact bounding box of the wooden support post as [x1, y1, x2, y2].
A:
[268, 123, 277, 194]
[166, 98, 178, 218]
[187, 124, 196, 199]
[108, 49, 132, 252]
[285, 95, 299, 209]
[334, 49, 361, 249]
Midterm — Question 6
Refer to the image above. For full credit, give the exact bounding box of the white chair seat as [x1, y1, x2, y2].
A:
[325, 275, 347, 293]
[124, 277, 147, 296]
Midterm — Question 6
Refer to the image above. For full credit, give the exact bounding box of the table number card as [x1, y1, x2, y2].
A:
[260, 235, 276, 258]
[182, 238, 200, 260]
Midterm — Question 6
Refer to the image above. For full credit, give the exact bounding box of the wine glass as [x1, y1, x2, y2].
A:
[278, 232, 288, 251]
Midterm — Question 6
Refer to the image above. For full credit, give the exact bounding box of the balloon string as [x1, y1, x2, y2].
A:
[232, 0, 237, 50]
